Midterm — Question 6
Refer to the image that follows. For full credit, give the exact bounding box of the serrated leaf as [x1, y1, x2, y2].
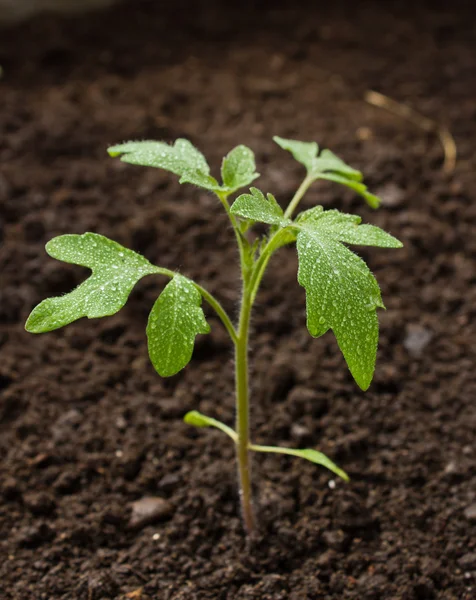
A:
[230, 187, 286, 226]
[273, 136, 318, 171]
[221, 145, 259, 192]
[250, 444, 348, 481]
[296, 210, 402, 390]
[147, 274, 210, 377]
[184, 410, 237, 441]
[108, 139, 221, 191]
[25, 233, 159, 333]
[274, 136, 381, 208]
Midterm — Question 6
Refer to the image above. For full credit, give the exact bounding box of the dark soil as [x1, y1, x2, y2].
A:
[1, 1, 475, 598]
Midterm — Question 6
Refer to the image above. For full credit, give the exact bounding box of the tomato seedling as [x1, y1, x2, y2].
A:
[26, 136, 402, 534]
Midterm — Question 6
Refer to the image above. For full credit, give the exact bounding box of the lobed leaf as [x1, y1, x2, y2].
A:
[147, 275, 210, 377]
[313, 210, 402, 247]
[315, 172, 381, 209]
[274, 136, 381, 208]
[108, 139, 221, 191]
[312, 149, 362, 181]
[273, 136, 318, 172]
[25, 233, 159, 333]
[296, 210, 402, 390]
[221, 145, 260, 192]
[230, 187, 287, 226]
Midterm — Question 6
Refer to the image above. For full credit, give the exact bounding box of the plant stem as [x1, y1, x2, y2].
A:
[232, 176, 315, 534]
[217, 191, 250, 283]
[235, 282, 255, 535]
[283, 175, 314, 219]
[246, 175, 314, 302]
[196, 285, 238, 345]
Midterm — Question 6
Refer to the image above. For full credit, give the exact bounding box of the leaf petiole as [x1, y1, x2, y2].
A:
[283, 174, 315, 219]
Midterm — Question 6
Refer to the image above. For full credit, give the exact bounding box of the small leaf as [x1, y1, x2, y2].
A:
[273, 136, 318, 171]
[312, 149, 362, 181]
[108, 139, 221, 191]
[184, 410, 237, 441]
[221, 145, 259, 192]
[291, 449, 349, 481]
[25, 233, 159, 333]
[314, 172, 382, 209]
[250, 444, 348, 481]
[296, 209, 402, 390]
[315, 210, 402, 248]
[230, 187, 287, 226]
[147, 275, 210, 377]
[274, 136, 381, 208]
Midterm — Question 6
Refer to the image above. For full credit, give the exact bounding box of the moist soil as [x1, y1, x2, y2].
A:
[0, 1, 475, 598]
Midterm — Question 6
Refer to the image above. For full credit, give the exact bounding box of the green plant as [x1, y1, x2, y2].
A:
[26, 136, 402, 534]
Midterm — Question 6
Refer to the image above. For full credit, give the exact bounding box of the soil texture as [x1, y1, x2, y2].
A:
[0, 1, 475, 598]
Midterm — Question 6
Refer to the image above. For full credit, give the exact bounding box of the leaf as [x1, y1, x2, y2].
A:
[312, 149, 362, 181]
[273, 136, 318, 171]
[314, 172, 381, 209]
[221, 145, 259, 192]
[108, 139, 221, 191]
[313, 210, 402, 248]
[274, 136, 381, 208]
[296, 210, 402, 390]
[250, 444, 349, 481]
[184, 410, 237, 441]
[296, 205, 324, 225]
[289, 449, 349, 481]
[25, 233, 159, 333]
[147, 274, 210, 377]
[230, 187, 287, 226]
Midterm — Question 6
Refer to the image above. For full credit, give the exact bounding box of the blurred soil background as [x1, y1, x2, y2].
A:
[0, 1, 475, 598]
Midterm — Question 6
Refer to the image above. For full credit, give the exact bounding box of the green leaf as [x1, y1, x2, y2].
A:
[250, 444, 349, 481]
[273, 136, 318, 172]
[313, 210, 402, 248]
[147, 274, 210, 377]
[108, 139, 221, 191]
[221, 145, 259, 192]
[25, 233, 159, 333]
[312, 149, 362, 181]
[274, 136, 381, 208]
[296, 205, 324, 225]
[230, 187, 287, 226]
[184, 410, 237, 441]
[314, 172, 381, 209]
[296, 209, 402, 390]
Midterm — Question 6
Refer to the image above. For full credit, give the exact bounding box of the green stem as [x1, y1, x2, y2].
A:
[215, 176, 315, 534]
[283, 175, 314, 219]
[232, 176, 315, 534]
[217, 191, 250, 284]
[235, 282, 255, 534]
[196, 285, 238, 345]
[247, 175, 314, 301]
[248, 228, 289, 302]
